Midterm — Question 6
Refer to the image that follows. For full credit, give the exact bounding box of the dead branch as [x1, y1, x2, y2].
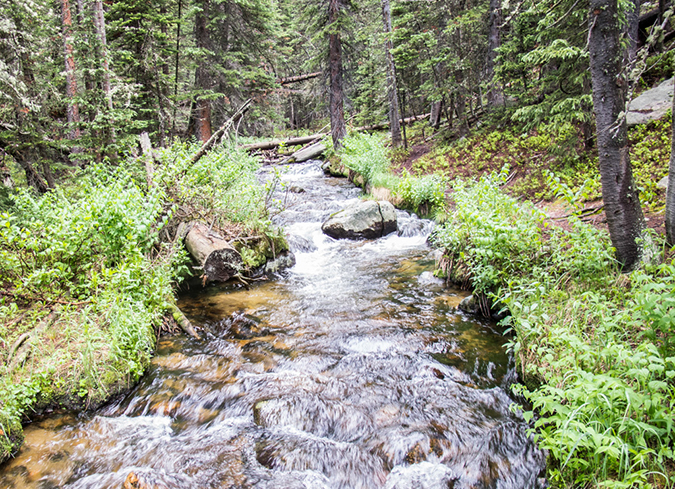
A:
[277, 72, 321, 85]
[165, 301, 200, 340]
[7, 310, 58, 372]
[188, 99, 252, 167]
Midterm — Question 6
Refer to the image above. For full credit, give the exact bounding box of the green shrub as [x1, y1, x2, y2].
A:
[433, 171, 675, 488]
[0, 140, 273, 463]
[340, 132, 390, 185]
[338, 133, 447, 216]
[395, 171, 446, 215]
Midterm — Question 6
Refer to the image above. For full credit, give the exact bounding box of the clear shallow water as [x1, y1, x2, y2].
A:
[0, 162, 545, 489]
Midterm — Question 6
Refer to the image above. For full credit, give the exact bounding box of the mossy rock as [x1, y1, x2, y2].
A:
[323, 156, 349, 178]
[0, 415, 24, 465]
[235, 235, 290, 269]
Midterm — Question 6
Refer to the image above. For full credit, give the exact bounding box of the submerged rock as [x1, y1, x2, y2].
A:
[321, 200, 398, 240]
[458, 294, 479, 314]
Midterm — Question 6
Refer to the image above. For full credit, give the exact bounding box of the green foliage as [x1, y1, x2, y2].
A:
[628, 113, 672, 211]
[433, 172, 675, 487]
[415, 123, 597, 203]
[496, 0, 591, 131]
[340, 132, 390, 185]
[153, 140, 267, 228]
[0, 139, 273, 463]
[339, 132, 446, 216]
[396, 171, 446, 212]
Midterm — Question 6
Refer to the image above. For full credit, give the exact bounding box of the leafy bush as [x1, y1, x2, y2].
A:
[0, 140, 273, 462]
[396, 171, 446, 213]
[338, 132, 447, 216]
[340, 132, 390, 185]
[432, 172, 675, 488]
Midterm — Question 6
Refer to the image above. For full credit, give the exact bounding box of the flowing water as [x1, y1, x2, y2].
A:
[0, 162, 546, 489]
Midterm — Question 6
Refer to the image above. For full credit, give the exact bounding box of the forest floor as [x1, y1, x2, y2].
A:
[392, 119, 671, 243]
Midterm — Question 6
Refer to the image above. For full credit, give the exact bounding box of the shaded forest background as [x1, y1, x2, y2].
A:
[2, 0, 671, 186]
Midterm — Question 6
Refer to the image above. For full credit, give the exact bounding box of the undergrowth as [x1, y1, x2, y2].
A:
[339, 132, 446, 216]
[432, 171, 675, 488]
[411, 117, 670, 212]
[0, 140, 274, 462]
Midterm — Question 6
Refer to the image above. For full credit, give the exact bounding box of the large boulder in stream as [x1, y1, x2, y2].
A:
[322, 200, 397, 240]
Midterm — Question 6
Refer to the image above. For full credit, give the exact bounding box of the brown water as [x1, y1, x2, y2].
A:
[0, 162, 545, 488]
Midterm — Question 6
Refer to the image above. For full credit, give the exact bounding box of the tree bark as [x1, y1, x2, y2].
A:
[184, 222, 243, 283]
[328, 0, 347, 150]
[486, 0, 503, 108]
[429, 101, 443, 129]
[91, 0, 116, 144]
[382, 0, 402, 147]
[588, 0, 645, 270]
[61, 0, 80, 141]
[91, 0, 112, 112]
[193, 0, 212, 143]
[665, 78, 675, 245]
[173, 0, 182, 136]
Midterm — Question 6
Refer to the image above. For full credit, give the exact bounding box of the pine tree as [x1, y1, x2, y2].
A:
[588, 0, 645, 269]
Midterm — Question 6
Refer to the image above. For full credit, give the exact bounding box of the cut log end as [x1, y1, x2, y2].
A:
[184, 222, 243, 283]
[203, 248, 243, 282]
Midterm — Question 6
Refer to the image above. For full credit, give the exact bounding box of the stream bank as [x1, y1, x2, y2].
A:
[0, 160, 547, 488]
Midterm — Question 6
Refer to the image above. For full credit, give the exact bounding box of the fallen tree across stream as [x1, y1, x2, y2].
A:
[239, 113, 432, 152]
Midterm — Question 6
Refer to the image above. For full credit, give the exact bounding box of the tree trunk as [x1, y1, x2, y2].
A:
[665, 78, 675, 245]
[193, 0, 212, 143]
[328, 0, 347, 150]
[588, 0, 645, 270]
[91, 0, 116, 144]
[184, 223, 243, 283]
[173, 0, 182, 136]
[92, 0, 112, 112]
[382, 0, 402, 147]
[486, 0, 503, 108]
[456, 89, 468, 137]
[430, 100, 443, 129]
[61, 0, 80, 141]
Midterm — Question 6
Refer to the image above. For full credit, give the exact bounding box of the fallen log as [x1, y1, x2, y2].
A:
[240, 113, 432, 152]
[241, 133, 326, 152]
[284, 142, 326, 163]
[184, 222, 243, 283]
[277, 72, 321, 85]
[355, 113, 432, 132]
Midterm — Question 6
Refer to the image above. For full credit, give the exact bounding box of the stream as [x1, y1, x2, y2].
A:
[0, 162, 546, 488]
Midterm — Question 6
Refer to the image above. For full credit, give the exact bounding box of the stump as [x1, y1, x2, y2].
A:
[184, 222, 243, 283]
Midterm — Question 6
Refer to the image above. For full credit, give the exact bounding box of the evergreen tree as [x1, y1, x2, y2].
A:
[588, 0, 645, 270]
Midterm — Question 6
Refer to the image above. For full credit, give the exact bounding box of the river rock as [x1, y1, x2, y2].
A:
[458, 294, 478, 314]
[263, 251, 296, 274]
[627, 78, 674, 127]
[322, 200, 398, 240]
